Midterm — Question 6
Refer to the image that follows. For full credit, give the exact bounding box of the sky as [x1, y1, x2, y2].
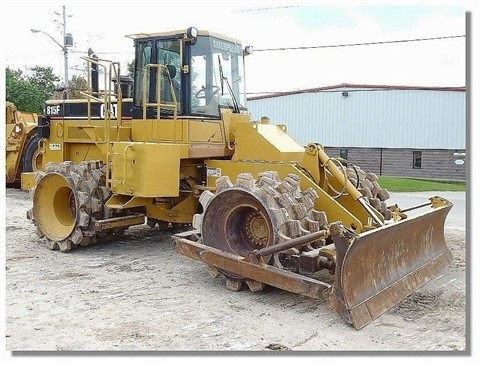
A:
[0, 0, 474, 94]
[1, 1, 480, 363]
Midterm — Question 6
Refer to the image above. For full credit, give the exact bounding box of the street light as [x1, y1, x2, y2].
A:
[30, 6, 73, 99]
[31, 28, 72, 99]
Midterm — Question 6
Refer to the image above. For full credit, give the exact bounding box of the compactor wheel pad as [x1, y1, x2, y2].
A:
[28, 161, 111, 251]
[194, 171, 329, 291]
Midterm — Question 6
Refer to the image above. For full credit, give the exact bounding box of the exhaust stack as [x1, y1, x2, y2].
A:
[88, 48, 99, 94]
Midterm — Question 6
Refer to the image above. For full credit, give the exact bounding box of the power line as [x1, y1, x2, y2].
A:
[255, 34, 465, 52]
[69, 50, 134, 55]
[5, 50, 134, 61]
[5, 52, 59, 60]
[65, 34, 465, 58]
[236, 5, 300, 12]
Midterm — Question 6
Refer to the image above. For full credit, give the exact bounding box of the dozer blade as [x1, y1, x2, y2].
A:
[329, 202, 453, 329]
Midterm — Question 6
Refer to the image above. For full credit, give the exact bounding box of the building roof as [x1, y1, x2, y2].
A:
[247, 83, 466, 101]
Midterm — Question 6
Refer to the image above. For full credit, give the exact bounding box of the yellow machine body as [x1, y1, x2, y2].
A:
[24, 28, 455, 330]
[5, 102, 40, 185]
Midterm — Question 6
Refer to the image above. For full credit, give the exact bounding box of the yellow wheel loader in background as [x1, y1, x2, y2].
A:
[5, 102, 42, 185]
[23, 27, 453, 329]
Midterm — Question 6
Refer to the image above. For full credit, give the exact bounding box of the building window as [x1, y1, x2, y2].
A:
[340, 149, 348, 160]
[413, 151, 422, 169]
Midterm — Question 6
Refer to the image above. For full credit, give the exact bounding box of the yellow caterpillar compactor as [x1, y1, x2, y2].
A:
[23, 27, 453, 329]
[5, 102, 42, 185]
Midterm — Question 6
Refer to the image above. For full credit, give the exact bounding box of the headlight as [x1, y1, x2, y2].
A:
[187, 27, 198, 38]
[244, 45, 254, 55]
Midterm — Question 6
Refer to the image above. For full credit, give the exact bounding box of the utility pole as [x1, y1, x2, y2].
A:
[57, 5, 73, 99]
[62, 6, 69, 98]
[32, 5, 73, 99]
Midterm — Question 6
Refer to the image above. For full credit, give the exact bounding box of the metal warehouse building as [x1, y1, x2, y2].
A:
[247, 84, 466, 181]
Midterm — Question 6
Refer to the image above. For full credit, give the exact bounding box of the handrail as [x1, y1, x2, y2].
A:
[80, 55, 112, 128]
[80, 55, 123, 189]
[142, 64, 178, 143]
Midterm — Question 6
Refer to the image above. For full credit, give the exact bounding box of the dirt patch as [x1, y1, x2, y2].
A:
[4, 188, 467, 352]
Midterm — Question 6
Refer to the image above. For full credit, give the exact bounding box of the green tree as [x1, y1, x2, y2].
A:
[5, 66, 60, 113]
[68, 74, 88, 99]
[29, 66, 59, 101]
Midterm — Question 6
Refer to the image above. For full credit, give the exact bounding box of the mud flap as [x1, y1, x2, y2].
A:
[329, 203, 453, 329]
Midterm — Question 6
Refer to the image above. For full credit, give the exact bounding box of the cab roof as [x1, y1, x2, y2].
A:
[125, 29, 242, 44]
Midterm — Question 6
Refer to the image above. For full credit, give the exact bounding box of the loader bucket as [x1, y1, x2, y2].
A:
[329, 201, 453, 329]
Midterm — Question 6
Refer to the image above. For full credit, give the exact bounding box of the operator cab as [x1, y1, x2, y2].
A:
[128, 27, 252, 119]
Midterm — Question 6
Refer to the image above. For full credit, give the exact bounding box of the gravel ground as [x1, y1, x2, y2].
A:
[2, 188, 471, 361]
